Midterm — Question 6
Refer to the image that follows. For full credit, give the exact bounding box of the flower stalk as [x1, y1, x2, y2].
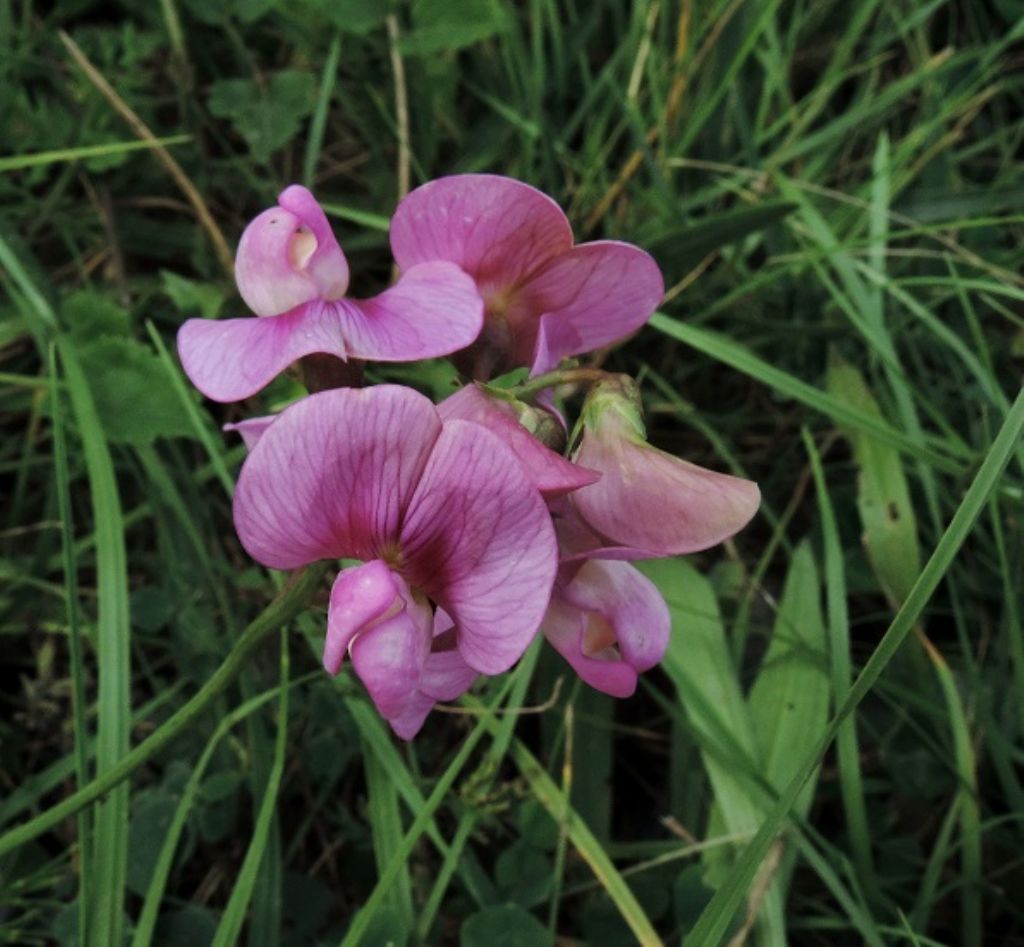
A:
[509, 366, 615, 401]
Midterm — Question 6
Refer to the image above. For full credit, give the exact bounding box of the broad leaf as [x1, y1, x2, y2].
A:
[77, 338, 195, 445]
[826, 355, 921, 604]
[208, 71, 315, 163]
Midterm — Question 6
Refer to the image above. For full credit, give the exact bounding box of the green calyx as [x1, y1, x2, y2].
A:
[580, 374, 646, 439]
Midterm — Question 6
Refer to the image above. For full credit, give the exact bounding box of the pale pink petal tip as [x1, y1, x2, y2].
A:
[348, 584, 433, 720]
[236, 187, 349, 317]
[223, 415, 277, 451]
[324, 561, 404, 675]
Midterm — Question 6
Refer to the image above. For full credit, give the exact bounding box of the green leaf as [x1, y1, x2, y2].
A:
[672, 866, 716, 938]
[151, 905, 219, 946]
[303, 0, 389, 33]
[76, 337, 196, 445]
[181, 0, 277, 24]
[208, 71, 315, 163]
[495, 841, 552, 905]
[59, 340, 131, 947]
[747, 540, 830, 819]
[402, 0, 513, 55]
[460, 904, 551, 947]
[639, 557, 784, 943]
[127, 788, 179, 896]
[160, 271, 226, 319]
[826, 355, 921, 604]
[60, 290, 131, 342]
[130, 586, 177, 632]
[515, 800, 558, 852]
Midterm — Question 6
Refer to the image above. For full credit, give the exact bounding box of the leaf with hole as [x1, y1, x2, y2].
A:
[826, 355, 921, 604]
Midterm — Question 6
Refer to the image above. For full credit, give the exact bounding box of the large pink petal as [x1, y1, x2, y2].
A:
[323, 561, 403, 675]
[176, 305, 347, 402]
[390, 174, 572, 294]
[525, 241, 664, 374]
[572, 411, 760, 557]
[399, 420, 558, 675]
[233, 386, 442, 569]
[338, 261, 484, 361]
[437, 385, 598, 498]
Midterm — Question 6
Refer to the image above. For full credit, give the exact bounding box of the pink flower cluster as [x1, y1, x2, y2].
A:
[177, 175, 759, 739]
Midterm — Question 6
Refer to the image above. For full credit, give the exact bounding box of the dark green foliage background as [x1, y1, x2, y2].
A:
[2, 0, 1023, 944]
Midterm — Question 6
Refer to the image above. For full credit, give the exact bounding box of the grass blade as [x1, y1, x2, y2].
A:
[58, 338, 131, 947]
[649, 313, 968, 473]
[918, 634, 982, 947]
[303, 31, 342, 187]
[47, 342, 91, 944]
[0, 565, 327, 858]
[132, 674, 317, 947]
[0, 136, 192, 172]
[360, 739, 415, 940]
[802, 428, 877, 902]
[338, 675, 518, 947]
[342, 698, 495, 911]
[506, 734, 664, 946]
[211, 629, 291, 947]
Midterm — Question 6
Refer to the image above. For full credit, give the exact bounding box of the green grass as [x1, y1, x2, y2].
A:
[2, 1, 1023, 944]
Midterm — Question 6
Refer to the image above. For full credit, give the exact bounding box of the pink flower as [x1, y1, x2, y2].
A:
[564, 377, 761, 560]
[232, 385, 557, 737]
[543, 560, 670, 698]
[539, 378, 759, 696]
[390, 174, 665, 378]
[178, 186, 484, 402]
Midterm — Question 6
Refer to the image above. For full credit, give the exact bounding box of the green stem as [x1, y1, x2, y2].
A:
[510, 367, 613, 401]
[0, 563, 327, 859]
